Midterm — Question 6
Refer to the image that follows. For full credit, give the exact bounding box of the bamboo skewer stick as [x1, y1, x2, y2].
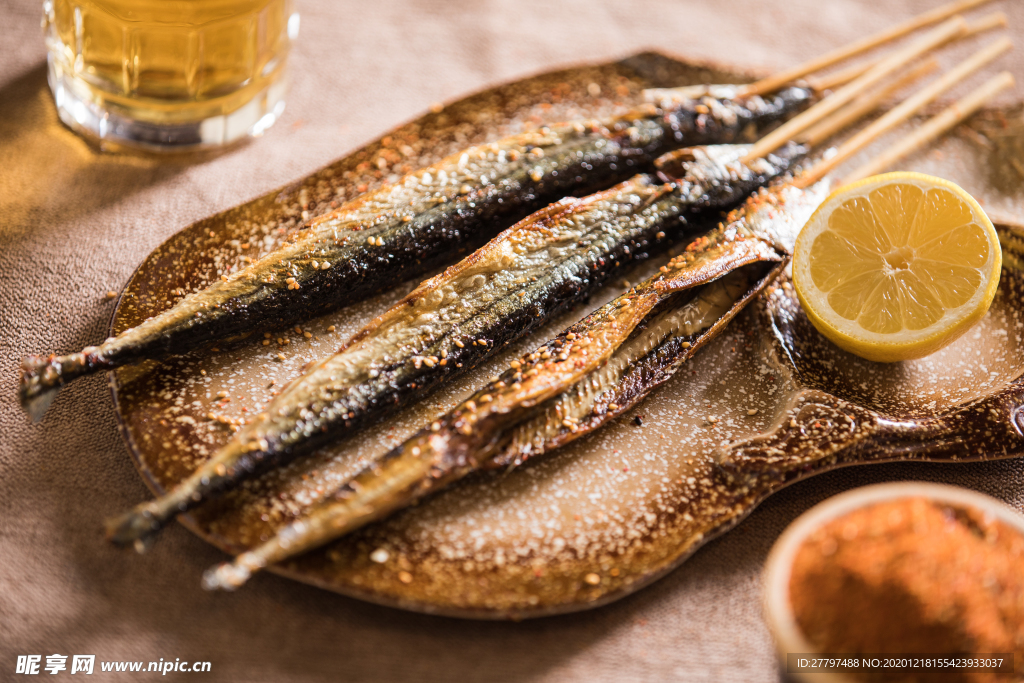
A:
[643, 10, 1002, 109]
[741, 17, 968, 165]
[799, 59, 940, 147]
[807, 11, 1008, 92]
[741, 0, 994, 97]
[794, 37, 1012, 188]
[769, 68, 935, 154]
[845, 71, 1015, 182]
[811, 61, 906, 95]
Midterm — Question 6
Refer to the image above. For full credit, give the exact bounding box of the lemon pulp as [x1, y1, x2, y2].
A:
[792, 172, 1000, 362]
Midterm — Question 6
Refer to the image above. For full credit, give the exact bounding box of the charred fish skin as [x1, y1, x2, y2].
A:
[201, 171, 829, 588]
[106, 143, 808, 548]
[20, 88, 812, 421]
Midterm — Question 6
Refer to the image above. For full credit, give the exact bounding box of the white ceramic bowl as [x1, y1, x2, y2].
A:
[762, 481, 1024, 683]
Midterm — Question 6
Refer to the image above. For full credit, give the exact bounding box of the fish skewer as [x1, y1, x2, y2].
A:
[111, 33, 961, 548]
[106, 140, 809, 549]
[21, 1, 985, 421]
[200, 49, 1013, 590]
[109, 36, 949, 546]
[18, 89, 810, 422]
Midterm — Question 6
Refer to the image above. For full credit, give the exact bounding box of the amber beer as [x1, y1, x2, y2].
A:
[43, 0, 298, 150]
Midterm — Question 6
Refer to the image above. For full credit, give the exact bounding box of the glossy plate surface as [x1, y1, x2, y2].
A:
[110, 52, 1024, 618]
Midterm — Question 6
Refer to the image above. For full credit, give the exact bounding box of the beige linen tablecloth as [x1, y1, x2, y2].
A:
[3, 1, 1024, 680]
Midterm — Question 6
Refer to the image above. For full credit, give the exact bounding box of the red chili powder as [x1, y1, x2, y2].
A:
[789, 496, 1024, 683]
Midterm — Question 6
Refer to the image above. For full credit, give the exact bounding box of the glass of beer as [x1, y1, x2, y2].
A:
[42, 0, 299, 151]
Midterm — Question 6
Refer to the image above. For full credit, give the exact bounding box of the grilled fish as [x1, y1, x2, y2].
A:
[19, 87, 812, 421]
[200, 177, 833, 589]
[106, 143, 808, 548]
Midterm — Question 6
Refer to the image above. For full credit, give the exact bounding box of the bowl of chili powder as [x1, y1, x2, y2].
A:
[763, 482, 1024, 683]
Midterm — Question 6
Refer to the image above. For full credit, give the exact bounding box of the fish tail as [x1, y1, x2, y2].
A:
[103, 503, 166, 552]
[105, 440, 253, 548]
[202, 436, 449, 590]
[19, 351, 103, 422]
[104, 488, 195, 549]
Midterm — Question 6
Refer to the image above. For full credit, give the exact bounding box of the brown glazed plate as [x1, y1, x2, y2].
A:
[109, 52, 1024, 619]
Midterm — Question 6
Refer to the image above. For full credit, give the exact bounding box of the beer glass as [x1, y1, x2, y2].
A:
[42, 0, 299, 151]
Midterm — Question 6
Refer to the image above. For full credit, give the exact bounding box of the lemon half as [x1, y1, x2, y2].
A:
[793, 172, 1000, 363]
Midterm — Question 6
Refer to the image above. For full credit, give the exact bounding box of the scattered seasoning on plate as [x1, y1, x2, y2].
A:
[789, 497, 1024, 679]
